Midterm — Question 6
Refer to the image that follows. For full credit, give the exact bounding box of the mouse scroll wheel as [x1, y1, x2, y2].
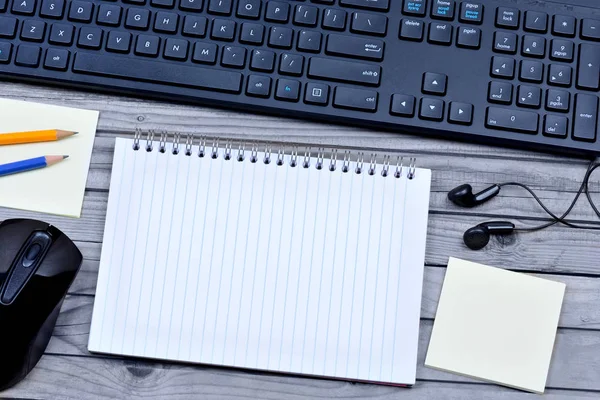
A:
[23, 243, 42, 267]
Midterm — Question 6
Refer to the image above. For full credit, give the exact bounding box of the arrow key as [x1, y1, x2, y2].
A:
[548, 64, 572, 86]
[419, 97, 445, 121]
[422, 72, 447, 95]
[390, 94, 415, 117]
[491, 56, 515, 79]
[517, 85, 541, 109]
[521, 35, 546, 58]
[448, 102, 473, 125]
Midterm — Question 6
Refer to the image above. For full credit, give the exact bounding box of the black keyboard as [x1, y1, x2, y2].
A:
[0, 0, 599, 155]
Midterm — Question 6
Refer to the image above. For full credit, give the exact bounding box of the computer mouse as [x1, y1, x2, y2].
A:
[0, 219, 82, 391]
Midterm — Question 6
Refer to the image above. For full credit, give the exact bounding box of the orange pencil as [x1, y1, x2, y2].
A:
[0, 129, 78, 146]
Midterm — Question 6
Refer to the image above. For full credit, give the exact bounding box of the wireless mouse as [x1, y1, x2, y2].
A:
[0, 219, 82, 391]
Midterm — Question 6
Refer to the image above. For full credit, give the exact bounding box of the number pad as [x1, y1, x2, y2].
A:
[548, 64, 572, 87]
[521, 35, 545, 58]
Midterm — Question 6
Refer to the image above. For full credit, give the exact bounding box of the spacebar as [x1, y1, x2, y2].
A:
[72, 53, 243, 94]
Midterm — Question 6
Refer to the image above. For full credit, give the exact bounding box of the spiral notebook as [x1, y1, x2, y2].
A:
[89, 134, 432, 386]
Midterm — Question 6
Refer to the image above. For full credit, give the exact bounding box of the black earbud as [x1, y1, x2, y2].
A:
[463, 221, 516, 250]
[448, 184, 501, 208]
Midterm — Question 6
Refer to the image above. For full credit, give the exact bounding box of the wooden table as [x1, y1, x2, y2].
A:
[1, 82, 599, 400]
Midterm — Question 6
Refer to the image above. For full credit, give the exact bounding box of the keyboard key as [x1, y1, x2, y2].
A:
[0, 42, 12, 63]
[576, 43, 599, 90]
[334, 86, 378, 112]
[519, 60, 543, 83]
[97, 4, 122, 26]
[106, 31, 132, 53]
[43, 47, 69, 70]
[164, 38, 189, 60]
[73, 52, 243, 93]
[491, 56, 515, 79]
[279, 52, 304, 76]
[493, 31, 517, 54]
[15, 44, 41, 67]
[152, 0, 175, 7]
[448, 102, 473, 125]
[0, 16, 17, 38]
[20, 20, 46, 42]
[495, 7, 519, 29]
[69, 1, 94, 22]
[40, 0, 65, 19]
[211, 19, 235, 40]
[517, 85, 541, 108]
[485, 107, 539, 134]
[488, 81, 512, 104]
[399, 19, 424, 41]
[221, 45, 246, 67]
[12, 0, 36, 15]
[265, 1, 290, 23]
[78, 27, 103, 49]
[0, 0, 5, 12]
[431, 0, 455, 21]
[208, 0, 232, 15]
[308, 57, 381, 86]
[268, 26, 293, 48]
[192, 41, 217, 63]
[524, 11, 548, 33]
[326, 33, 384, 61]
[294, 4, 318, 27]
[419, 97, 444, 121]
[552, 15, 576, 38]
[351, 12, 387, 36]
[246, 75, 271, 97]
[179, 0, 203, 12]
[402, 0, 426, 17]
[521, 35, 545, 58]
[304, 82, 330, 106]
[456, 26, 481, 49]
[340, 0, 389, 12]
[275, 78, 300, 102]
[237, 0, 261, 19]
[48, 23, 73, 45]
[573, 94, 598, 141]
[390, 94, 415, 117]
[544, 115, 568, 138]
[182, 16, 207, 37]
[422, 72, 447, 95]
[125, 8, 151, 30]
[428, 22, 452, 45]
[250, 49, 275, 71]
[135, 34, 160, 56]
[550, 39, 574, 62]
[154, 12, 179, 33]
[546, 89, 570, 112]
[548, 64, 572, 86]
[240, 23, 264, 44]
[297, 30, 321, 52]
[322, 8, 346, 31]
[459, 2, 483, 25]
[581, 19, 600, 41]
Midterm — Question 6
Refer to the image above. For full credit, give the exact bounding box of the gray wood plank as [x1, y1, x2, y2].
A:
[4, 354, 599, 400]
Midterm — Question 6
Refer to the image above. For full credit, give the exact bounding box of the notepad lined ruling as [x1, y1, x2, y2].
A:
[89, 135, 432, 386]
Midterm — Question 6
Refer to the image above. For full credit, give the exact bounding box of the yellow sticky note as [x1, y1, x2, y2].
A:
[425, 257, 566, 394]
[0, 98, 99, 217]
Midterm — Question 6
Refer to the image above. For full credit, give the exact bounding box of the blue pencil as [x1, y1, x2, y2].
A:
[0, 155, 69, 177]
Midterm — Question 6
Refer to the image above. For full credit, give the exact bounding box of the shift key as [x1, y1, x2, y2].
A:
[308, 57, 381, 86]
[326, 34, 384, 61]
[573, 94, 598, 142]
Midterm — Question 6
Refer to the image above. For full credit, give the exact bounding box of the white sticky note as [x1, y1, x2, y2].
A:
[425, 257, 566, 394]
[0, 98, 99, 217]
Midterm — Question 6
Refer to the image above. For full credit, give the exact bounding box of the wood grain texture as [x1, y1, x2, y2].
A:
[1, 82, 600, 399]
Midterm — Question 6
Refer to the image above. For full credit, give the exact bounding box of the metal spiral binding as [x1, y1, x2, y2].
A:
[131, 130, 418, 179]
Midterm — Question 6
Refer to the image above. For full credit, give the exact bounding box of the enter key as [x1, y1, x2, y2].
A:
[326, 34, 384, 61]
[577, 43, 600, 91]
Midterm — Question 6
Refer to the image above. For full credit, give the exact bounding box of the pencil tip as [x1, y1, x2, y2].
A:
[73, 131, 79, 135]
[63, 155, 69, 159]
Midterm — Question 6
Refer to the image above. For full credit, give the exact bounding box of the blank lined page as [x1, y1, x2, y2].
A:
[89, 137, 432, 386]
